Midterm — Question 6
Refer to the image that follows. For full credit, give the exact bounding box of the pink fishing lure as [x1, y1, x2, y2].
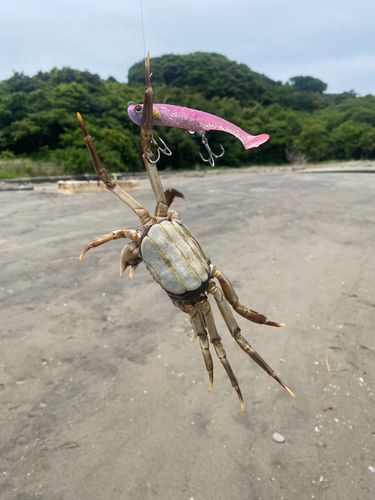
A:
[127, 103, 269, 149]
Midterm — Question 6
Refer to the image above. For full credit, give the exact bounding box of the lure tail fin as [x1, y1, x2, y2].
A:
[242, 133, 269, 150]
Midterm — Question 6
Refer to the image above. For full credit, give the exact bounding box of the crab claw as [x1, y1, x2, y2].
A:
[120, 242, 142, 279]
[164, 188, 187, 208]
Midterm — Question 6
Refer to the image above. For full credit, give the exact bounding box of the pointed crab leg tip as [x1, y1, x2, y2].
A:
[208, 374, 213, 392]
[275, 376, 295, 398]
[236, 391, 244, 413]
[287, 388, 296, 398]
[238, 396, 244, 413]
[76, 112, 88, 135]
[266, 320, 285, 327]
[79, 253, 84, 261]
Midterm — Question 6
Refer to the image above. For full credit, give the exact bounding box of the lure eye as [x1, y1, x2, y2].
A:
[134, 105, 142, 114]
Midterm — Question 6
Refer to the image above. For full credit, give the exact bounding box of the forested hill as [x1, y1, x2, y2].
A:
[1, 52, 375, 174]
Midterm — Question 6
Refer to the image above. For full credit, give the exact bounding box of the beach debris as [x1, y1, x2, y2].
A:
[325, 354, 346, 373]
[272, 432, 285, 443]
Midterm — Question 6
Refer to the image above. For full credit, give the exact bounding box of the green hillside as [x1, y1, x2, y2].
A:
[1, 52, 375, 175]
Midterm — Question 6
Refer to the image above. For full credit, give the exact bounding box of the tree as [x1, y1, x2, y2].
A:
[1, 54, 374, 174]
[289, 76, 327, 94]
[358, 128, 375, 158]
[294, 123, 331, 161]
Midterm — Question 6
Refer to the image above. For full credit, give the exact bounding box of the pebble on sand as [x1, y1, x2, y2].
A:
[272, 432, 285, 443]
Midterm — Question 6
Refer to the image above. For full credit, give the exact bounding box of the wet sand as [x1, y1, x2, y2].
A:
[0, 170, 374, 499]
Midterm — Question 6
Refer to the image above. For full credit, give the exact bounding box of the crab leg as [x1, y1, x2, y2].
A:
[197, 298, 244, 413]
[184, 303, 214, 392]
[77, 113, 151, 227]
[141, 53, 168, 219]
[210, 265, 285, 327]
[207, 281, 295, 398]
[79, 229, 140, 260]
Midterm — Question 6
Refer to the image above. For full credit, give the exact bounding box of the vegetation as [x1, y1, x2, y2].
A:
[1, 52, 375, 176]
[0, 158, 64, 179]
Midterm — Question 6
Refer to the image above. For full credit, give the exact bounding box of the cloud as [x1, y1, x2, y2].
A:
[265, 55, 375, 95]
[0, 0, 374, 95]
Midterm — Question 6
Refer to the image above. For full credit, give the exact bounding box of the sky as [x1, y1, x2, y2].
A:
[1, 0, 374, 95]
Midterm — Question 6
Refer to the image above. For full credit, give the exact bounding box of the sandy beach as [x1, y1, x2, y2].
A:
[0, 168, 374, 499]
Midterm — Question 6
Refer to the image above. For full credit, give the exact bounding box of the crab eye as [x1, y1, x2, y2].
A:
[134, 105, 142, 114]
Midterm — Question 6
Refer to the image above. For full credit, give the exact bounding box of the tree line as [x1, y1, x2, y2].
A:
[1, 52, 374, 174]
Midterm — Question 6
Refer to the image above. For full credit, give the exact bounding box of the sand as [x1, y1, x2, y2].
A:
[0, 169, 374, 499]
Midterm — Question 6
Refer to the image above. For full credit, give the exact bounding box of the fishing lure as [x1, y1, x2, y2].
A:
[127, 102, 269, 166]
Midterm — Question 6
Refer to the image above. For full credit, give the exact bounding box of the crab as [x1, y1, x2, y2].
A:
[77, 54, 295, 412]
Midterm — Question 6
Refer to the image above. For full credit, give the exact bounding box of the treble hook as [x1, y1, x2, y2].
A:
[194, 131, 225, 167]
[149, 134, 173, 164]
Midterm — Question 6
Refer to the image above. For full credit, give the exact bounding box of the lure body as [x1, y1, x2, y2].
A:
[127, 103, 269, 149]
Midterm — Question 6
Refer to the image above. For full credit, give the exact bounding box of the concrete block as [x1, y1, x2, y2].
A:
[57, 178, 142, 194]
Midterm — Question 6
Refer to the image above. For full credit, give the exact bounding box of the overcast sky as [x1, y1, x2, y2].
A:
[1, 0, 374, 95]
